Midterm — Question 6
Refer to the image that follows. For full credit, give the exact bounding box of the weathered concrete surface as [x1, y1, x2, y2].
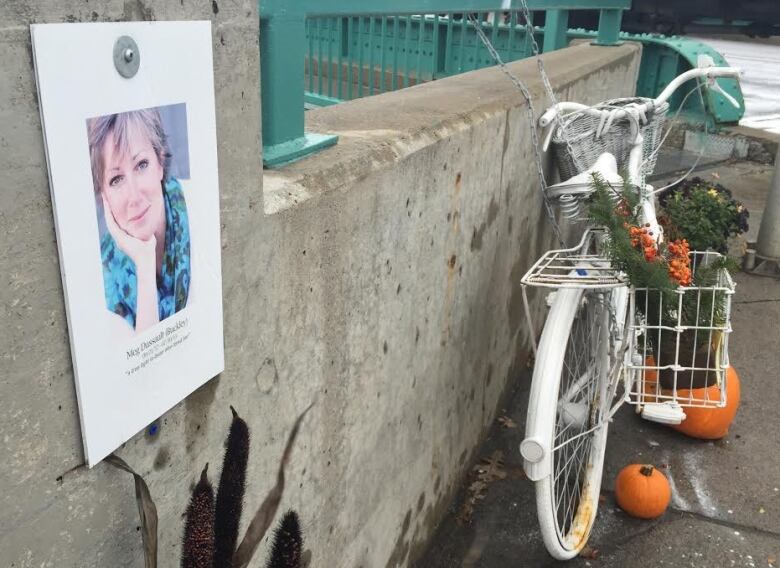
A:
[659, 121, 779, 166]
[265, 42, 643, 215]
[0, 3, 641, 565]
[417, 161, 780, 567]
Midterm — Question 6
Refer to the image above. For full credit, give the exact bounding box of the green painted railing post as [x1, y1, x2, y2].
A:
[262, 1, 632, 167]
[542, 9, 569, 52]
[260, 1, 338, 168]
[594, 8, 623, 46]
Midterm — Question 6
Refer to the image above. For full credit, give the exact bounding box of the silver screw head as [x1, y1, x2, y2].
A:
[113, 36, 140, 78]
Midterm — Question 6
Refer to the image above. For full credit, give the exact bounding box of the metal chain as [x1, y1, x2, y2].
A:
[518, 2, 589, 177]
[470, 9, 633, 395]
[468, 2, 596, 245]
[467, 13, 564, 245]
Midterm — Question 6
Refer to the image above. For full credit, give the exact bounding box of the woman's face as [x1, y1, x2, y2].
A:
[100, 122, 165, 241]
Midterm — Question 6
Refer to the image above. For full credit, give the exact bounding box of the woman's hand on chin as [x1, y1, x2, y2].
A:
[102, 194, 157, 273]
[103, 194, 160, 333]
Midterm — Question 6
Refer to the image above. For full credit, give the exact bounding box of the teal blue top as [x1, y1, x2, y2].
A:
[100, 178, 191, 328]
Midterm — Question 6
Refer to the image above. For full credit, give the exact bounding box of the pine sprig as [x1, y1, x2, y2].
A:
[678, 255, 733, 328]
[587, 174, 675, 296]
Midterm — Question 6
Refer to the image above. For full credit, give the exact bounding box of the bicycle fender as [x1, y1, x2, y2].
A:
[522, 288, 583, 482]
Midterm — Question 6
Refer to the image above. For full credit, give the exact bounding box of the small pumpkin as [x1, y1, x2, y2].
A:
[641, 355, 660, 403]
[615, 464, 671, 519]
[671, 366, 741, 440]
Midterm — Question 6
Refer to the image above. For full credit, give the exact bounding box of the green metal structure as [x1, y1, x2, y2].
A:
[303, 19, 745, 127]
[568, 30, 744, 126]
[305, 13, 543, 106]
[260, 0, 632, 167]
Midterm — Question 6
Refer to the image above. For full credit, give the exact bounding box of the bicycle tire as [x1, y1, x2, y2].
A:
[522, 288, 612, 560]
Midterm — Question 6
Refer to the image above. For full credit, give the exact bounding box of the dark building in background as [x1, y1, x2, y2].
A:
[569, 0, 780, 37]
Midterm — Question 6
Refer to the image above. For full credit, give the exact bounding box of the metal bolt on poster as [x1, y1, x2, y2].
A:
[31, 22, 224, 466]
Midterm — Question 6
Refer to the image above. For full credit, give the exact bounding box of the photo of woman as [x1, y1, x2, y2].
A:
[87, 106, 191, 335]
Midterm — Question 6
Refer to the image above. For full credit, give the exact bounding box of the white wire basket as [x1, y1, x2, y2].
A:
[626, 252, 735, 408]
[521, 229, 625, 289]
[551, 97, 669, 187]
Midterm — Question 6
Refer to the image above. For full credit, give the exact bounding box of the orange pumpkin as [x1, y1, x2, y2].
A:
[641, 356, 661, 403]
[615, 464, 671, 519]
[671, 366, 741, 440]
[644, 355, 658, 382]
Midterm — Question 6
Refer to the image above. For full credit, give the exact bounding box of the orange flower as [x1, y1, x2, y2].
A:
[666, 239, 692, 286]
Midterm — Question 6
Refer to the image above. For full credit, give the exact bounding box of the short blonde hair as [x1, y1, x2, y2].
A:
[87, 108, 170, 194]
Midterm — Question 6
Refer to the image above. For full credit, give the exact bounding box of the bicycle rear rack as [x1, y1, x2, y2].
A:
[521, 229, 626, 290]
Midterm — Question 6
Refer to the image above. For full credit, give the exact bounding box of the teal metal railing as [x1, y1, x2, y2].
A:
[260, 1, 632, 167]
[301, 20, 745, 127]
[303, 14, 541, 107]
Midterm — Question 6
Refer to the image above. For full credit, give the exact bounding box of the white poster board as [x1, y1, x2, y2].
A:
[31, 22, 225, 466]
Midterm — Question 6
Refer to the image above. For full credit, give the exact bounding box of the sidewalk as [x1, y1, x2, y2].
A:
[416, 159, 780, 567]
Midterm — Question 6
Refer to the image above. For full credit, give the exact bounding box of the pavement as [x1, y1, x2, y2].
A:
[415, 157, 780, 567]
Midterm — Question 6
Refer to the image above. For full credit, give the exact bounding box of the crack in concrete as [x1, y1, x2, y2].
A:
[607, 517, 666, 550]
[668, 508, 780, 540]
[597, 488, 780, 550]
[55, 462, 86, 485]
[733, 298, 780, 305]
[589, 508, 780, 562]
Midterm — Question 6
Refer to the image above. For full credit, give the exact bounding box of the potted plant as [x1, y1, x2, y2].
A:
[588, 175, 735, 392]
[657, 177, 749, 254]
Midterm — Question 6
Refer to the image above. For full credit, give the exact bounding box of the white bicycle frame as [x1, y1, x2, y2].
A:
[522, 64, 742, 478]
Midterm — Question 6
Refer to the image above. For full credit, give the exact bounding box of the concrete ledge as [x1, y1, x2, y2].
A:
[263, 42, 642, 215]
[664, 120, 779, 165]
[726, 125, 779, 164]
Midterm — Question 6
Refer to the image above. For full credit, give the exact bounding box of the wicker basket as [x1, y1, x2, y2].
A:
[550, 97, 669, 187]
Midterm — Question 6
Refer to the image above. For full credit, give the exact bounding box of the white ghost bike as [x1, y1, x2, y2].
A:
[519, 61, 741, 560]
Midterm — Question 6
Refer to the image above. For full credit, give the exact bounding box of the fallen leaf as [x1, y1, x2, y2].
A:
[711, 171, 720, 179]
[579, 546, 600, 560]
[497, 416, 518, 429]
[768, 554, 776, 567]
[106, 455, 158, 568]
[506, 467, 527, 480]
[477, 451, 507, 482]
[457, 451, 508, 524]
[456, 502, 475, 526]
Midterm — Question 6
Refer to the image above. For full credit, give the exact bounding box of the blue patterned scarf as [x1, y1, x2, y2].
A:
[100, 178, 191, 329]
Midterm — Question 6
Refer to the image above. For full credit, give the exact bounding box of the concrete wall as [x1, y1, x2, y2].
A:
[0, 2, 641, 565]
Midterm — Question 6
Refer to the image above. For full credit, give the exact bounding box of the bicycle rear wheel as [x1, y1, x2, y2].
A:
[522, 288, 613, 559]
